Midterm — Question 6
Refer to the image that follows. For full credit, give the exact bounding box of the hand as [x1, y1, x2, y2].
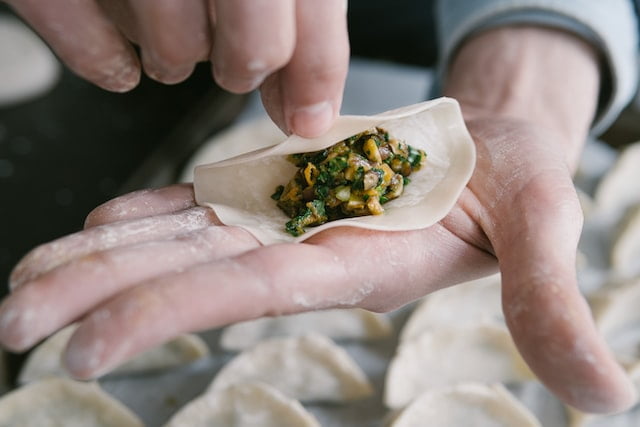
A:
[0, 24, 635, 414]
[3, 0, 349, 137]
[0, 114, 634, 413]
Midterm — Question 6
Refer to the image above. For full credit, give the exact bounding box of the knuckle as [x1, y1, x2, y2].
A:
[296, 44, 349, 85]
[146, 38, 203, 70]
[220, 37, 294, 78]
[66, 51, 140, 91]
[308, 60, 348, 86]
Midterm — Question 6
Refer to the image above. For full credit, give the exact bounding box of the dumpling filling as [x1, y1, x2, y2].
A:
[271, 127, 427, 236]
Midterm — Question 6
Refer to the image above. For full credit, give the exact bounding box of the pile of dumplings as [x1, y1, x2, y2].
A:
[0, 139, 639, 426]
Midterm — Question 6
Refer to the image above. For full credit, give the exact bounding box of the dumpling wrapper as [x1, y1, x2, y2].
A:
[220, 308, 392, 351]
[0, 377, 142, 426]
[208, 334, 373, 402]
[164, 381, 319, 427]
[610, 204, 640, 278]
[589, 279, 640, 366]
[384, 325, 534, 409]
[389, 382, 541, 427]
[194, 97, 476, 244]
[18, 324, 209, 384]
[399, 274, 503, 343]
[181, 118, 285, 182]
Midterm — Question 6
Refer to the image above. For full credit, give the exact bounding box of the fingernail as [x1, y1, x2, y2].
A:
[288, 101, 334, 138]
[212, 64, 268, 93]
[101, 57, 140, 93]
[145, 64, 193, 85]
[64, 336, 106, 379]
[0, 306, 36, 351]
[114, 66, 140, 92]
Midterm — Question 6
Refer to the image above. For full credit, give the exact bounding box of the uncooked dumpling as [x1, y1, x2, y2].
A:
[164, 381, 320, 427]
[0, 16, 60, 106]
[208, 334, 373, 402]
[0, 377, 142, 426]
[220, 308, 392, 351]
[194, 98, 476, 244]
[593, 142, 640, 220]
[18, 324, 209, 383]
[385, 325, 533, 409]
[389, 383, 541, 427]
[610, 204, 640, 278]
[589, 279, 640, 366]
[399, 274, 503, 343]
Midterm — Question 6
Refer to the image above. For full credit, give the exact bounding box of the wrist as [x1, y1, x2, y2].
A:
[443, 25, 600, 162]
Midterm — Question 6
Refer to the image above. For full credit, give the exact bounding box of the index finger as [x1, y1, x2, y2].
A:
[60, 224, 495, 379]
[210, 0, 296, 93]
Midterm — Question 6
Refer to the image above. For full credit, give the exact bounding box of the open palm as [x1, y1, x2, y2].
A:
[0, 113, 634, 413]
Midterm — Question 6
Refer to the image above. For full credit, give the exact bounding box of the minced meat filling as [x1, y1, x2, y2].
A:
[271, 127, 427, 236]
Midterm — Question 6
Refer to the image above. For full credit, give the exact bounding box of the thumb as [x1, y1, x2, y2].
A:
[493, 171, 636, 413]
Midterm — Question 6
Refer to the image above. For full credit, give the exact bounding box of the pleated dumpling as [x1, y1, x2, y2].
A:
[208, 334, 373, 402]
[220, 308, 392, 351]
[400, 274, 503, 343]
[18, 324, 209, 383]
[610, 205, 640, 278]
[593, 141, 640, 221]
[0, 377, 142, 426]
[164, 382, 320, 427]
[389, 383, 541, 427]
[589, 279, 640, 366]
[385, 325, 533, 409]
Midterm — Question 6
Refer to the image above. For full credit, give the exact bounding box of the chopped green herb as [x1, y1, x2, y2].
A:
[285, 200, 328, 237]
[408, 145, 425, 167]
[271, 185, 284, 200]
[274, 127, 427, 236]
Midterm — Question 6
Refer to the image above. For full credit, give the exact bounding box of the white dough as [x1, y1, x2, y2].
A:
[220, 308, 392, 351]
[389, 383, 541, 427]
[610, 204, 640, 278]
[589, 279, 640, 366]
[0, 16, 60, 106]
[208, 334, 373, 402]
[384, 325, 533, 409]
[181, 118, 286, 182]
[0, 377, 142, 426]
[194, 98, 476, 244]
[18, 324, 209, 384]
[399, 274, 503, 343]
[164, 381, 320, 427]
